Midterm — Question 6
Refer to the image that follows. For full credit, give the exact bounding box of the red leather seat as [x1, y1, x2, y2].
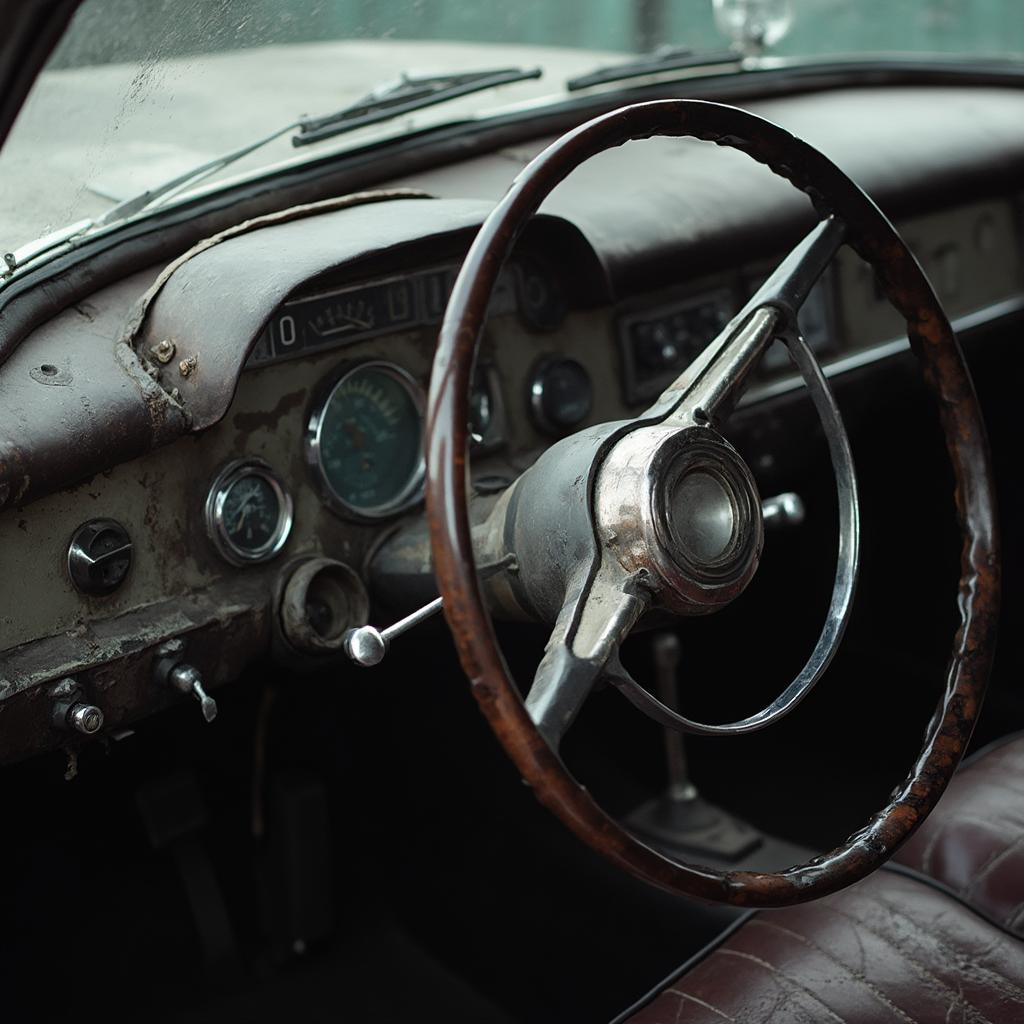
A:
[622, 735, 1024, 1023]
[894, 734, 1024, 938]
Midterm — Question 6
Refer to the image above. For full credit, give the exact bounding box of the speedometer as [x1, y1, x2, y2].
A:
[307, 362, 425, 520]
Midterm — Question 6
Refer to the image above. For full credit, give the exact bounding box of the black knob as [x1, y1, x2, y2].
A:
[67, 519, 133, 595]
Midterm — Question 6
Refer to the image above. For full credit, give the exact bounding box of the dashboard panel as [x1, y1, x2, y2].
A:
[1, 98, 1023, 765]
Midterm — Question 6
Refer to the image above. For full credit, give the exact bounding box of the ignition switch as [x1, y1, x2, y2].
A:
[50, 678, 104, 736]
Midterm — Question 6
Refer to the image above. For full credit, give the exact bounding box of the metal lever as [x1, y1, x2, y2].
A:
[761, 491, 805, 529]
[168, 664, 218, 723]
[624, 632, 761, 861]
[154, 639, 218, 723]
[652, 634, 696, 802]
[344, 556, 516, 668]
[344, 596, 443, 667]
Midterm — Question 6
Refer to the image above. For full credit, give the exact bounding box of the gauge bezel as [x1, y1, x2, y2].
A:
[204, 458, 294, 566]
[306, 360, 427, 522]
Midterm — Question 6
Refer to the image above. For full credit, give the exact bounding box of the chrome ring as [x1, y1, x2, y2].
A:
[612, 326, 860, 735]
[305, 360, 426, 522]
[204, 458, 294, 567]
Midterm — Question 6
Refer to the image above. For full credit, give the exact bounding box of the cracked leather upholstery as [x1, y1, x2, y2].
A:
[626, 736, 1024, 1023]
[894, 736, 1024, 938]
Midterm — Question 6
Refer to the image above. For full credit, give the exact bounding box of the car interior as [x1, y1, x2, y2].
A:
[2, 2, 1024, 1022]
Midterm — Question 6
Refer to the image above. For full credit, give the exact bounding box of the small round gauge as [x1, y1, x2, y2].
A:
[307, 361, 425, 520]
[529, 357, 593, 436]
[469, 381, 492, 440]
[205, 460, 293, 566]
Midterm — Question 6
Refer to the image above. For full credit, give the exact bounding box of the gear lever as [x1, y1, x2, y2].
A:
[625, 632, 762, 862]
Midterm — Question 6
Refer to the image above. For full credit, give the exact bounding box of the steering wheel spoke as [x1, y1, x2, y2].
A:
[526, 562, 650, 748]
[658, 215, 847, 428]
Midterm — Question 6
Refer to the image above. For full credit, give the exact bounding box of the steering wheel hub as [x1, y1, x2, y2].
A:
[596, 425, 763, 614]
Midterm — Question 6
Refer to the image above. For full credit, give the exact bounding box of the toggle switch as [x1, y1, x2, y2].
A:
[153, 639, 218, 723]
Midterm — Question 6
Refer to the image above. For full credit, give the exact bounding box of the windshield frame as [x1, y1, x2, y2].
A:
[2, 53, 1024, 315]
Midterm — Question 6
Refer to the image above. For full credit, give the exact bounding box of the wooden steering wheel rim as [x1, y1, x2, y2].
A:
[425, 99, 1000, 907]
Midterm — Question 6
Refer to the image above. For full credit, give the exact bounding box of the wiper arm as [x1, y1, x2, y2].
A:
[93, 65, 540, 230]
[566, 46, 740, 92]
[292, 66, 542, 147]
[93, 121, 299, 227]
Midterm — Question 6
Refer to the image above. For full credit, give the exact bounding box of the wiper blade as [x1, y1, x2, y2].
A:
[93, 65, 540, 231]
[292, 66, 542, 147]
[567, 46, 741, 92]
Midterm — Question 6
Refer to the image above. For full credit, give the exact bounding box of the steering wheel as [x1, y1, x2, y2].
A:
[424, 100, 999, 907]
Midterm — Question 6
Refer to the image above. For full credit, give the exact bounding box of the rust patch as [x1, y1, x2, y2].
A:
[231, 388, 306, 433]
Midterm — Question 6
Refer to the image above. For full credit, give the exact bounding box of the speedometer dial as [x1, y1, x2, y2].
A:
[307, 362, 425, 520]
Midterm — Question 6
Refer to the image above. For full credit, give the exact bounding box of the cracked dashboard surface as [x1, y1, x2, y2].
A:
[1, 84, 1024, 764]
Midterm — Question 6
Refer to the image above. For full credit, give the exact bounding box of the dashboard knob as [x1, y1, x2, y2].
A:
[51, 679, 105, 736]
[67, 519, 133, 595]
[67, 702, 105, 735]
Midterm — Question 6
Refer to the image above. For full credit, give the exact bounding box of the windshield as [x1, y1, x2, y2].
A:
[2, 0, 1023, 252]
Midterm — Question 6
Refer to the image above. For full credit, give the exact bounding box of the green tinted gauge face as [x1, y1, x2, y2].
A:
[222, 473, 281, 553]
[318, 366, 423, 515]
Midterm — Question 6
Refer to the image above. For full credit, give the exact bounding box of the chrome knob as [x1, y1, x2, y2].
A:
[67, 702, 105, 735]
[50, 679, 105, 736]
[761, 491, 805, 529]
[343, 625, 389, 667]
[342, 557, 514, 669]
[167, 663, 218, 723]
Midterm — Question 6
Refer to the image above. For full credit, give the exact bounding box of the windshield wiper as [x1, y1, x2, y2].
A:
[567, 46, 741, 92]
[293, 66, 542, 146]
[91, 65, 540, 232]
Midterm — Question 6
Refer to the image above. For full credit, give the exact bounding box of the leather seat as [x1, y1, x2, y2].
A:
[621, 735, 1024, 1023]
[894, 734, 1024, 938]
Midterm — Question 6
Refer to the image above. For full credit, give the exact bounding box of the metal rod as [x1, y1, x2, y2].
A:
[380, 595, 444, 643]
[652, 633, 696, 802]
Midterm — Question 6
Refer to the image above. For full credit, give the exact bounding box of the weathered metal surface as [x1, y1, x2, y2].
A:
[128, 196, 502, 432]
[0, 266, 186, 514]
[0, 195, 506, 513]
[0, 575, 271, 765]
[425, 99, 1000, 907]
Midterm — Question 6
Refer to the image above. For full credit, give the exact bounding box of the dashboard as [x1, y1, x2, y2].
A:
[1, 84, 1023, 766]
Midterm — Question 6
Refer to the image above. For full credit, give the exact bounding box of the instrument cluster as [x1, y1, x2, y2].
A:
[203, 255, 566, 565]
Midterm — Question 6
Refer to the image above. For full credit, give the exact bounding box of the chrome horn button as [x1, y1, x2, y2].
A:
[666, 470, 737, 566]
[595, 425, 763, 614]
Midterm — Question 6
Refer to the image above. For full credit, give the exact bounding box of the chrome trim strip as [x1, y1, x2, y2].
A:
[744, 293, 1024, 405]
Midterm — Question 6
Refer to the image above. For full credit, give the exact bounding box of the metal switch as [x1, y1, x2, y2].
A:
[168, 663, 218, 723]
[51, 679, 105, 736]
[153, 640, 217, 723]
